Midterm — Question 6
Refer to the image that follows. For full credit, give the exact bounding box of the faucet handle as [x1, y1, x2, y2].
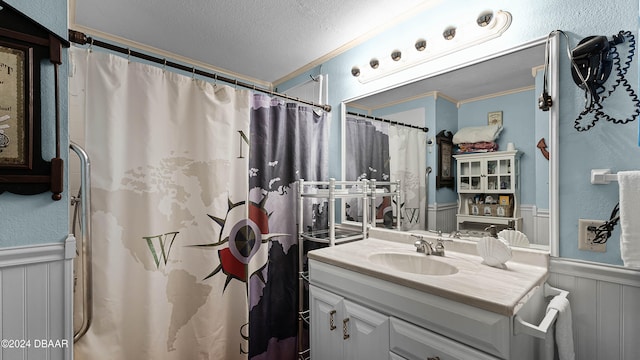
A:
[433, 240, 445, 256]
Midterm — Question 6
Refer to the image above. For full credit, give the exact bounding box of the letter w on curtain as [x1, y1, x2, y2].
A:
[247, 94, 330, 360]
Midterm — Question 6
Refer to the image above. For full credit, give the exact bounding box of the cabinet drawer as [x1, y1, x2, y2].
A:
[390, 317, 500, 360]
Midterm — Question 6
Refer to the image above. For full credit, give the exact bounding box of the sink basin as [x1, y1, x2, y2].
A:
[368, 252, 459, 276]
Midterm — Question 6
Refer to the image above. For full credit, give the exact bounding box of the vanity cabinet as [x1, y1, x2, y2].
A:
[309, 284, 389, 360]
[308, 258, 544, 360]
[453, 150, 522, 231]
[310, 284, 497, 360]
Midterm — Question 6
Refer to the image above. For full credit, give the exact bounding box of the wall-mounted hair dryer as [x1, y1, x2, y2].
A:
[569, 31, 638, 131]
[570, 34, 623, 101]
[540, 30, 638, 130]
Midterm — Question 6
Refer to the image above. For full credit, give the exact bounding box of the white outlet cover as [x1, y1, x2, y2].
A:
[578, 219, 607, 252]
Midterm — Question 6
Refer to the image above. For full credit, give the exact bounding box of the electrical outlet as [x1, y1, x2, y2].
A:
[578, 219, 607, 252]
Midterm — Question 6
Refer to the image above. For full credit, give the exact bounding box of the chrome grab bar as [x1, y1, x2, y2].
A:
[70, 142, 93, 342]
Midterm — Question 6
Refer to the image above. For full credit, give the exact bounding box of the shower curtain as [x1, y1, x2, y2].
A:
[344, 117, 426, 229]
[248, 94, 330, 360]
[389, 125, 427, 231]
[70, 47, 251, 359]
[344, 117, 390, 223]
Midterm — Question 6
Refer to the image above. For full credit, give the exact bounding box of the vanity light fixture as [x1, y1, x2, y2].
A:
[352, 10, 512, 82]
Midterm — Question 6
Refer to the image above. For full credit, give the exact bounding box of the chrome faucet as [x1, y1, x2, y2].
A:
[412, 234, 435, 255]
[449, 230, 462, 239]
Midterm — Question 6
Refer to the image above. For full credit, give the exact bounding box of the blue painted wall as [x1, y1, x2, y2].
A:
[278, 0, 639, 266]
[458, 90, 538, 206]
[1, 0, 69, 247]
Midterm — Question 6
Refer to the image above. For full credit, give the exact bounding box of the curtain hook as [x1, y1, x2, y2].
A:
[127, 48, 131, 63]
[192, 67, 196, 80]
[89, 38, 93, 53]
[213, 73, 218, 87]
[162, 58, 167, 73]
[234, 79, 238, 89]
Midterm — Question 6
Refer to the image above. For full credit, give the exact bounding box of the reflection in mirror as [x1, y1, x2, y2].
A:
[344, 113, 427, 231]
[342, 40, 555, 251]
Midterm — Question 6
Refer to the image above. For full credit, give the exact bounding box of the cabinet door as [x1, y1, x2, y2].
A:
[458, 159, 483, 192]
[343, 299, 390, 360]
[310, 285, 344, 360]
[485, 157, 514, 193]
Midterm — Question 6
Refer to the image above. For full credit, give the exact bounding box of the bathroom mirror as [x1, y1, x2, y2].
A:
[341, 38, 559, 253]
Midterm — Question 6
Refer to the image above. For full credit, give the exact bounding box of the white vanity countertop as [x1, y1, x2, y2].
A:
[307, 236, 549, 316]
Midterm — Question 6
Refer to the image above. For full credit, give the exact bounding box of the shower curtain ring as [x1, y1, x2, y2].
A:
[213, 73, 218, 87]
[127, 48, 131, 63]
[89, 38, 93, 53]
[192, 67, 196, 80]
[162, 58, 167, 73]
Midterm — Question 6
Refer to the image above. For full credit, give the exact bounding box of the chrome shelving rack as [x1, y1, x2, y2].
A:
[296, 178, 369, 360]
[367, 179, 402, 230]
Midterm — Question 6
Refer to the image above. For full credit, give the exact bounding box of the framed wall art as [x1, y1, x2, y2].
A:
[488, 111, 503, 126]
[436, 130, 454, 189]
[0, 1, 69, 199]
[0, 40, 32, 169]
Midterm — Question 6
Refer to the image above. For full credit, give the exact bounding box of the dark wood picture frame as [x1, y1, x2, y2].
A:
[436, 130, 454, 189]
[0, 1, 69, 199]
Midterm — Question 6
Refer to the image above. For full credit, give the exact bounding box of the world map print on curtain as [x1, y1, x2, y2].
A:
[248, 94, 330, 360]
[70, 47, 251, 360]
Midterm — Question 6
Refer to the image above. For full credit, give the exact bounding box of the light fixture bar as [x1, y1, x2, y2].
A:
[354, 10, 512, 83]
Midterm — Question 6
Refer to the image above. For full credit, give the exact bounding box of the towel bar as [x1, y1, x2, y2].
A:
[591, 169, 619, 184]
[513, 283, 569, 339]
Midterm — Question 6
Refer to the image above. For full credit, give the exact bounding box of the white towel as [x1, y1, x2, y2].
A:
[547, 296, 575, 360]
[619, 171, 640, 267]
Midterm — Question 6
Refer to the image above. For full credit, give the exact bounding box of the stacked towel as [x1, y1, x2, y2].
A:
[547, 296, 575, 360]
[619, 171, 640, 267]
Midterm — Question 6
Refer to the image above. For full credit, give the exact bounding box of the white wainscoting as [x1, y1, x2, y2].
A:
[548, 258, 640, 360]
[427, 202, 457, 233]
[520, 205, 549, 246]
[0, 237, 75, 360]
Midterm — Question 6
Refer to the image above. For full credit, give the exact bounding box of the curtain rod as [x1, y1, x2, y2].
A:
[67, 29, 331, 112]
[346, 111, 428, 132]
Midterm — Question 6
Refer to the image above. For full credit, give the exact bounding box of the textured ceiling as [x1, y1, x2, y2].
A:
[71, 0, 437, 84]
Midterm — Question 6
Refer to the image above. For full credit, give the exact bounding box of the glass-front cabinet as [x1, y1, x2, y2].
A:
[456, 153, 517, 193]
[453, 150, 522, 232]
